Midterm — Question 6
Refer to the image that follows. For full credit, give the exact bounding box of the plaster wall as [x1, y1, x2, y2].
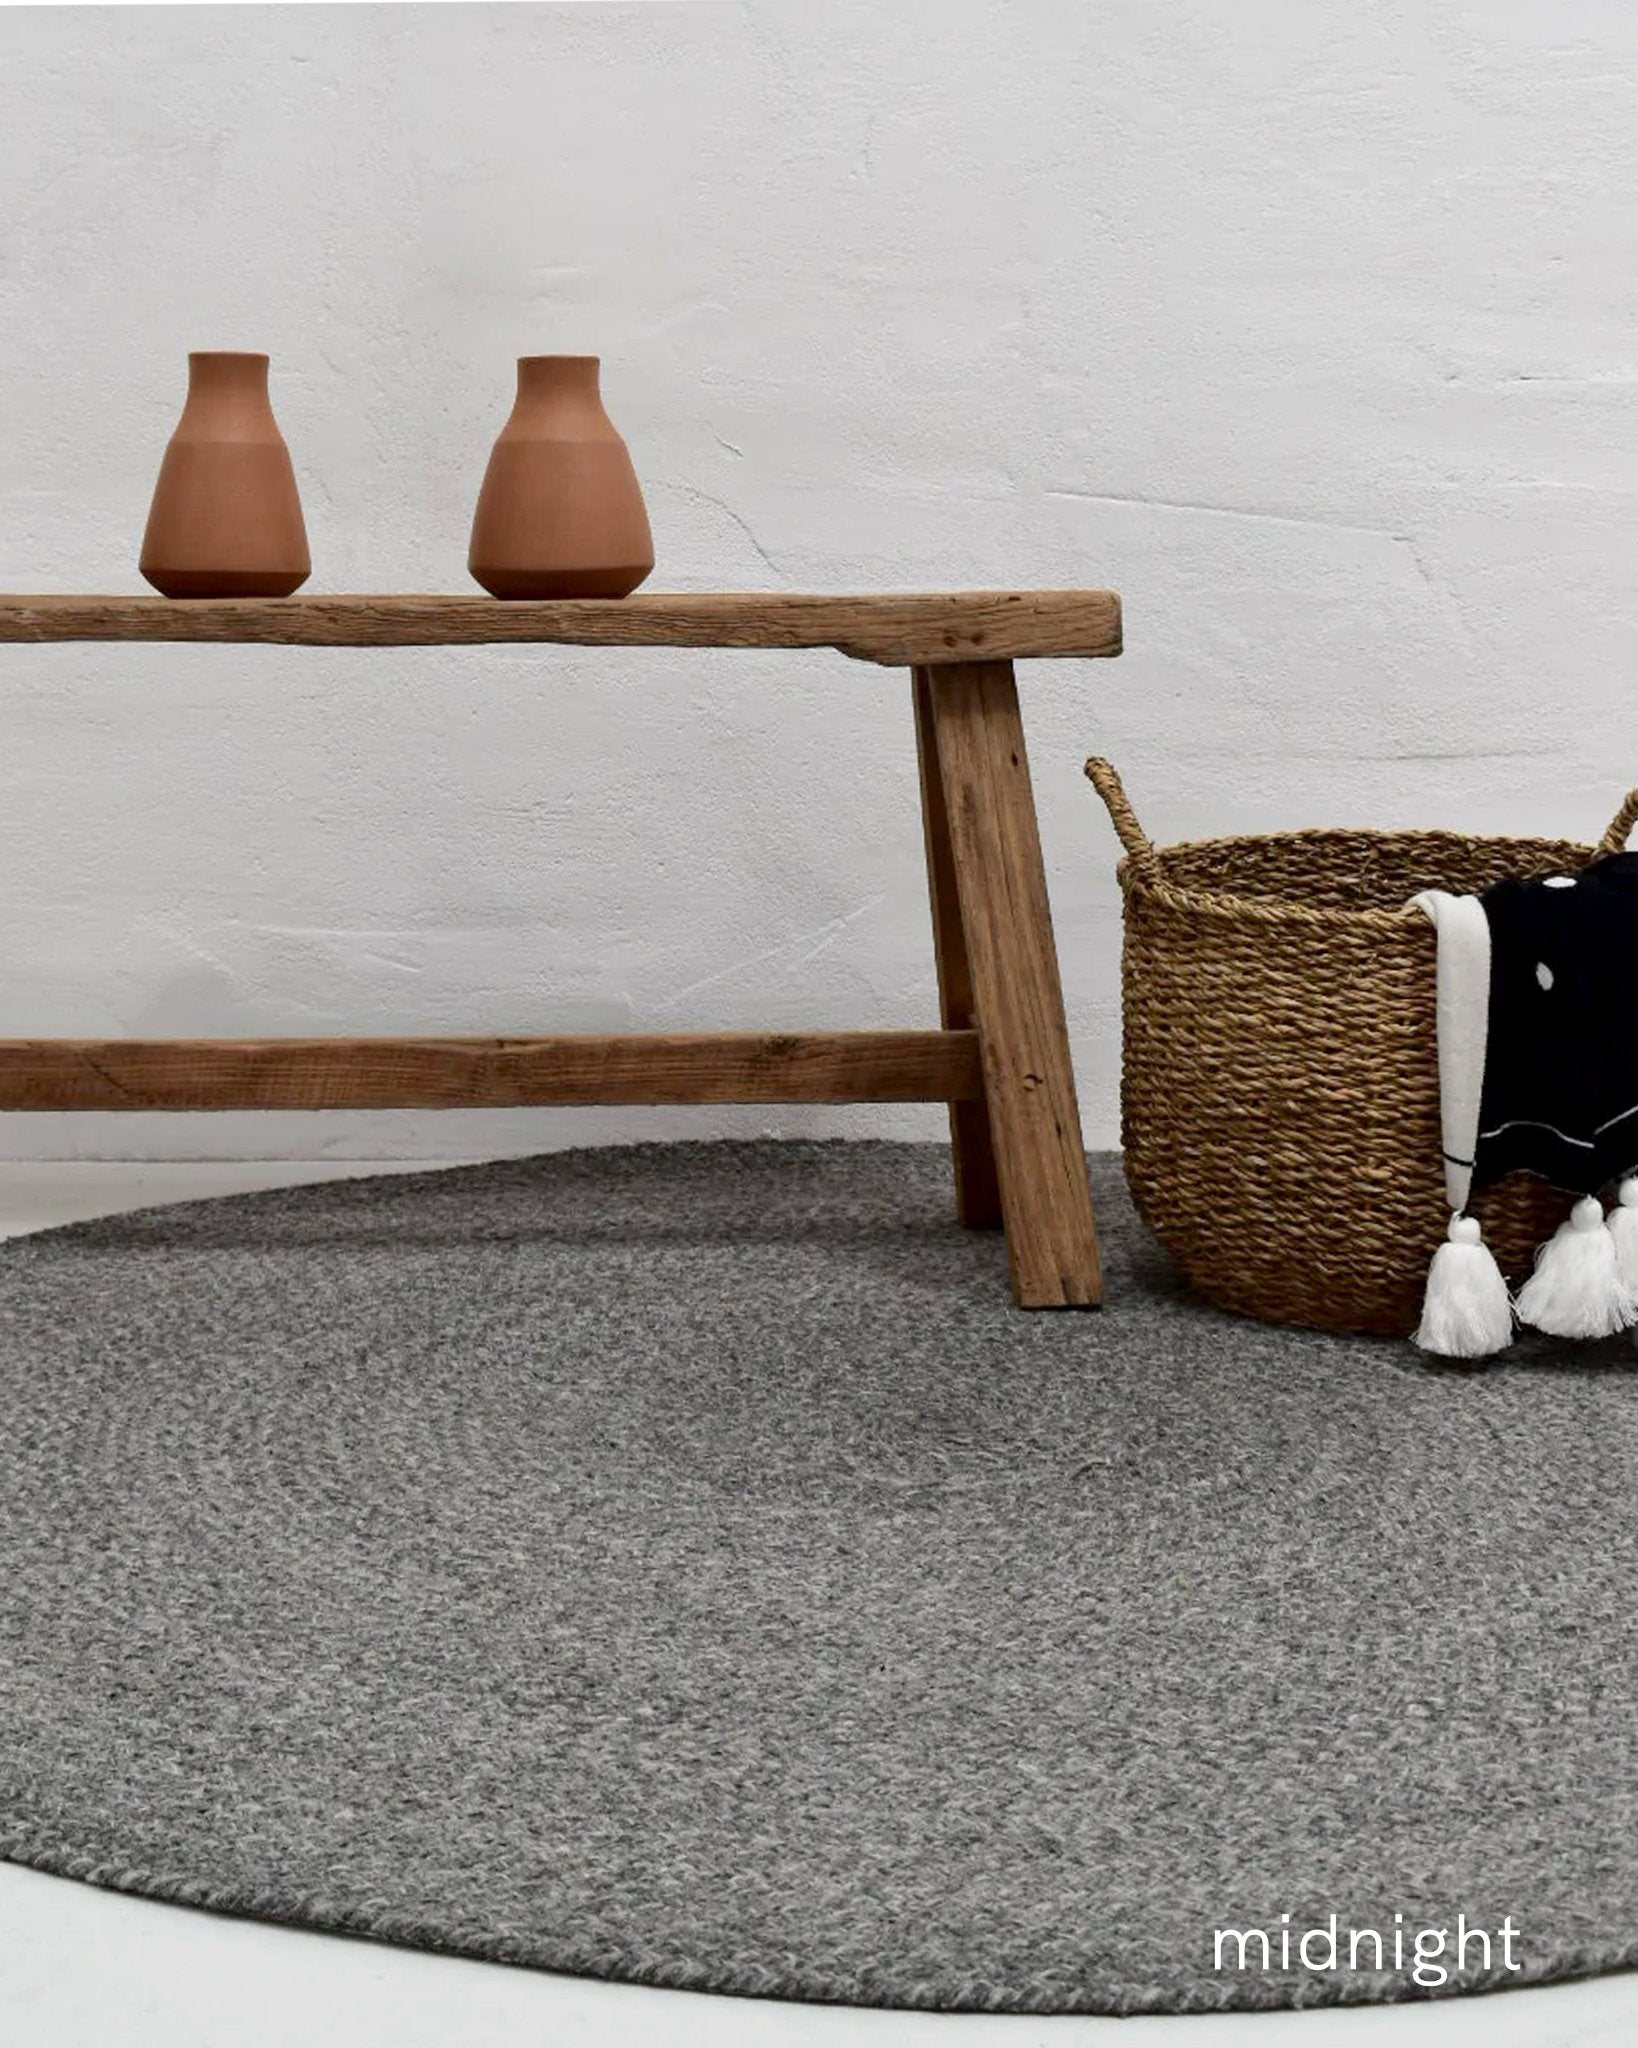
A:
[0, 0, 1633, 1158]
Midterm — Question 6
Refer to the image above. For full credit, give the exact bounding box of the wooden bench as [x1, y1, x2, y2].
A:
[0, 589, 1121, 1306]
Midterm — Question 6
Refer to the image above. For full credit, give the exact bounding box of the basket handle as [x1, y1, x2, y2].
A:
[1084, 757, 1155, 859]
[1597, 787, 1638, 857]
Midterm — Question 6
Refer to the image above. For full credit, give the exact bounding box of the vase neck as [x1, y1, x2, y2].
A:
[180, 353, 278, 436]
[517, 354, 599, 397]
[509, 355, 611, 433]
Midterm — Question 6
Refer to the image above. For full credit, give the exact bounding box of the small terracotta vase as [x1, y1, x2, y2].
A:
[140, 352, 310, 599]
[468, 356, 654, 600]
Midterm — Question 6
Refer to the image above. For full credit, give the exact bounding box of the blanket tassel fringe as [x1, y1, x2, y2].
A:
[1416, 1214, 1514, 1359]
[1516, 1196, 1638, 1340]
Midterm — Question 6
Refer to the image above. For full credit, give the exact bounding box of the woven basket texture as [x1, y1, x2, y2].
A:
[1086, 761, 1638, 1337]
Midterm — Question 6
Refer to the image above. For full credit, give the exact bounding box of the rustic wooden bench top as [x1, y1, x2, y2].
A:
[0, 590, 1121, 666]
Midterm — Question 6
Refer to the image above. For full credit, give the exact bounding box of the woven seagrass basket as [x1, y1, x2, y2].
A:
[1085, 759, 1638, 1337]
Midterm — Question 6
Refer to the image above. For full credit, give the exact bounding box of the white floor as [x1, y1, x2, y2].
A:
[1, 1159, 1633, 2048]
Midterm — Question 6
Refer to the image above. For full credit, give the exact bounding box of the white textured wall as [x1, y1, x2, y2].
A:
[1, 1, 1636, 1160]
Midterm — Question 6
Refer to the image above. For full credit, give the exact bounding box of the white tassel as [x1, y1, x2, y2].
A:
[1515, 1196, 1638, 1339]
[1610, 1177, 1638, 1293]
[1415, 1214, 1514, 1359]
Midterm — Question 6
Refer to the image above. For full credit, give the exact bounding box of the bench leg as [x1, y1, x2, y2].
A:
[913, 668, 1003, 1228]
[917, 659, 1103, 1308]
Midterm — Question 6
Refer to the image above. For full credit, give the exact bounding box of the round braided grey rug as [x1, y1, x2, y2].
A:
[4, 1141, 1638, 2016]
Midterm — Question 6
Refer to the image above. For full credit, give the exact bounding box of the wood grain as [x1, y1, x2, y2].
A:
[0, 591, 1122, 666]
[925, 660, 1103, 1307]
[912, 666, 1003, 1229]
[0, 1031, 982, 1111]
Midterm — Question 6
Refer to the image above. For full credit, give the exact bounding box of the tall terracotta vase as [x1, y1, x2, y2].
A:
[140, 352, 310, 599]
[468, 356, 653, 600]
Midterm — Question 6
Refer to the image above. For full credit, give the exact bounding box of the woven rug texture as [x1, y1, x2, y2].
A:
[3, 1142, 1637, 2015]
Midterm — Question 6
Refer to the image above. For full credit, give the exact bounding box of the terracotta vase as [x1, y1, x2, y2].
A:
[140, 353, 310, 599]
[468, 356, 654, 600]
